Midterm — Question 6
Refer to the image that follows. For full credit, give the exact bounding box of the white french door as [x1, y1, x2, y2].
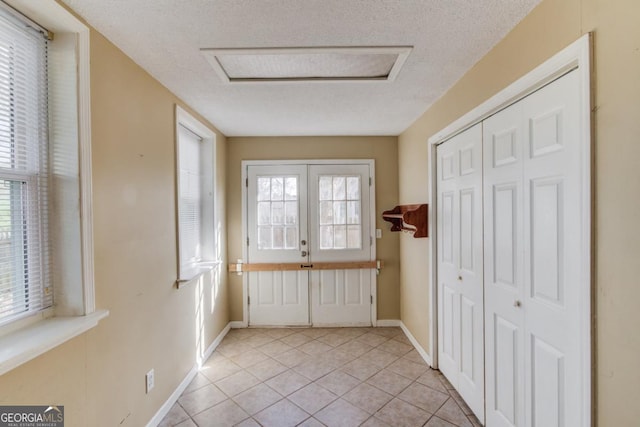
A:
[246, 161, 374, 326]
[247, 165, 309, 325]
[308, 164, 372, 326]
[436, 123, 485, 423]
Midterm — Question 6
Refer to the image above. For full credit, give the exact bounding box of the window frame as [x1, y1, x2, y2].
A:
[175, 106, 217, 285]
[0, 0, 107, 376]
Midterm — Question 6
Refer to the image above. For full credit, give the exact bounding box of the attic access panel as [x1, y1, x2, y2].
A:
[201, 46, 412, 83]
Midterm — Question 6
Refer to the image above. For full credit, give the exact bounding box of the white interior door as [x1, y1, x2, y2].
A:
[436, 123, 485, 422]
[484, 70, 584, 427]
[247, 165, 310, 326]
[308, 164, 373, 326]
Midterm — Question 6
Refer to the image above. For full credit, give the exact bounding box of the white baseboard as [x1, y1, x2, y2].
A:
[200, 323, 230, 365]
[146, 366, 198, 427]
[400, 321, 433, 367]
[147, 322, 231, 427]
[375, 319, 401, 327]
[229, 321, 246, 328]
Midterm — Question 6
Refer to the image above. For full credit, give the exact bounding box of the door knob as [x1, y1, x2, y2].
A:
[514, 300, 522, 307]
[301, 251, 308, 257]
[301, 240, 307, 246]
[458, 275, 463, 281]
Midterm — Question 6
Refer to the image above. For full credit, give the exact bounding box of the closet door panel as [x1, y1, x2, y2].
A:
[522, 70, 583, 427]
[484, 103, 526, 427]
[437, 123, 485, 423]
[484, 69, 584, 427]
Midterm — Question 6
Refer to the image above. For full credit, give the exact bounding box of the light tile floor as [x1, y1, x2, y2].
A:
[159, 327, 482, 427]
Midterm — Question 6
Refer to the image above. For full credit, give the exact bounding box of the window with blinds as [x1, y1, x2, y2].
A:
[0, 7, 51, 325]
[178, 125, 203, 267]
[176, 117, 215, 281]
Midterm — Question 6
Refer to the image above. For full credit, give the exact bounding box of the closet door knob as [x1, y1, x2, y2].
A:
[514, 300, 522, 308]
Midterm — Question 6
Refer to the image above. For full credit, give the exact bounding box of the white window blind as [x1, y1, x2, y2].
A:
[0, 7, 51, 325]
[178, 124, 203, 268]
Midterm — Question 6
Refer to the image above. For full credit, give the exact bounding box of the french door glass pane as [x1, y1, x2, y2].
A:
[271, 177, 283, 200]
[346, 177, 360, 199]
[284, 201, 297, 225]
[333, 201, 346, 224]
[272, 226, 284, 249]
[319, 177, 332, 200]
[257, 177, 270, 201]
[285, 177, 297, 200]
[320, 225, 333, 248]
[332, 177, 345, 200]
[347, 201, 360, 224]
[257, 202, 270, 225]
[271, 202, 284, 224]
[285, 227, 297, 249]
[347, 225, 361, 248]
[334, 225, 347, 249]
[319, 201, 333, 225]
[258, 226, 272, 249]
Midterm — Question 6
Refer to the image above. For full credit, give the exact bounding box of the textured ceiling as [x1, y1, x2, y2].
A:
[63, 0, 541, 136]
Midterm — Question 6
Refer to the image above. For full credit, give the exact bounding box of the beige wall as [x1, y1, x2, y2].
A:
[1, 0, 637, 424]
[399, 0, 640, 424]
[227, 137, 400, 322]
[0, 27, 230, 427]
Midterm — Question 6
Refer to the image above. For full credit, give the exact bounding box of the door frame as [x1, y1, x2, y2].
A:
[240, 159, 377, 327]
[427, 34, 593, 424]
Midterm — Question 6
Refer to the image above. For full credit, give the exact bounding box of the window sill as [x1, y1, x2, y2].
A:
[176, 261, 221, 289]
[0, 309, 109, 376]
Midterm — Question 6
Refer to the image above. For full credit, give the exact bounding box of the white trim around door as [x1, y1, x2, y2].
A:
[427, 33, 592, 426]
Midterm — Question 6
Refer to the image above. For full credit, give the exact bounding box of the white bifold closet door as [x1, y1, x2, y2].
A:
[437, 69, 585, 427]
[483, 70, 583, 427]
[437, 123, 485, 423]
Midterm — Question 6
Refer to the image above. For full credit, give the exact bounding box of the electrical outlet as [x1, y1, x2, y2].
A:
[145, 369, 155, 393]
